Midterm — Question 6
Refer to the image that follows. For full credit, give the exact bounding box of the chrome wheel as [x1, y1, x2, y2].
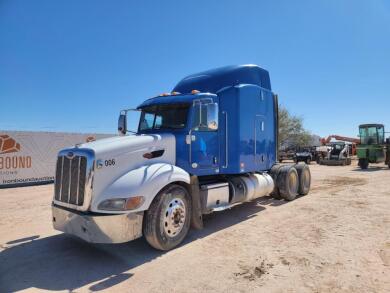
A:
[163, 198, 186, 237]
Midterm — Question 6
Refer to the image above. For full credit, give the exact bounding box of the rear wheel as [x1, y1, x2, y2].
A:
[143, 184, 191, 251]
[269, 164, 283, 199]
[294, 163, 311, 195]
[358, 158, 369, 169]
[277, 165, 299, 201]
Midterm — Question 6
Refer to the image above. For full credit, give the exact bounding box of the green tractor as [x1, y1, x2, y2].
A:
[357, 124, 390, 169]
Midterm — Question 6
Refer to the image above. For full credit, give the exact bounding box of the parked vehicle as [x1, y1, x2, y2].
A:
[357, 124, 390, 169]
[278, 148, 296, 162]
[318, 141, 352, 166]
[51, 65, 311, 250]
[295, 147, 316, 164]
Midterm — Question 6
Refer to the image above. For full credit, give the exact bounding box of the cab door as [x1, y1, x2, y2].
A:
[189, 100, 220, 172]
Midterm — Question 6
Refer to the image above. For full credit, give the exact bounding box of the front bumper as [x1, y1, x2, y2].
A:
[52, 205, 143, 244]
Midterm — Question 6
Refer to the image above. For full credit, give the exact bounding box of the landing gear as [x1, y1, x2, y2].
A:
[143, 184, 191, 251]
[358, 158, 369, 170]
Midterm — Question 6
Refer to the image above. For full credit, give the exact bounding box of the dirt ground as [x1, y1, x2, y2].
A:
[0, 161, 389, 293]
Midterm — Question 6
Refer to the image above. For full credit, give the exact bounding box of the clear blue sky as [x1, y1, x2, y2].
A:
[1, 0, 389, 137]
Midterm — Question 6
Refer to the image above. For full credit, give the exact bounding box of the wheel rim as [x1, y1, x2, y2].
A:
[303, 169, 310, 187]
[163, 198, 186, 237]
[289, 171, 298, 192]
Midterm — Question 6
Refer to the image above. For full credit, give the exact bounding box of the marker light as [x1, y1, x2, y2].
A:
[125, 196, 145, 210]
[191, 90, 200, 94]
[171, 91, 180, 95]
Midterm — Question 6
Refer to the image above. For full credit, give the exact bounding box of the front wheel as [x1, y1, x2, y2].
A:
[358, 158, 369, 170]
[143, 184, 191, 251]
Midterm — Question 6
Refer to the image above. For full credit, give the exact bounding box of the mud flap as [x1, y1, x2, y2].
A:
[190, 175, 203, 230]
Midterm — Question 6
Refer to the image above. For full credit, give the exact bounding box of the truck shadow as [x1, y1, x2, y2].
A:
[0, 196, 288, 292]
[352, 166, 389, 172]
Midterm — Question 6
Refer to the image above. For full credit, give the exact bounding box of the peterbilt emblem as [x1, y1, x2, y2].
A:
[66, 152, 75, 159]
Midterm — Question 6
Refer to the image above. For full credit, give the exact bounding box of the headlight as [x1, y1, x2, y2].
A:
[98, 196, 144, 211]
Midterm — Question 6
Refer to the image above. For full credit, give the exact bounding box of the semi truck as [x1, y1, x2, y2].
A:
[52, 65, 311, 251]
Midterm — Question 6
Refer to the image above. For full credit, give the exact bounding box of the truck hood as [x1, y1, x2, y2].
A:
[78, 134, 175, 160]
[79, 133, 177, 209]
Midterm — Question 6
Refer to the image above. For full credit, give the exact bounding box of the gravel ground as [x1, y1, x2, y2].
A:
[0, 161, 389, 293]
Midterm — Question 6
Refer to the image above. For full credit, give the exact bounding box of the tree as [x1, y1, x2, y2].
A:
[278, 105, 312, 149]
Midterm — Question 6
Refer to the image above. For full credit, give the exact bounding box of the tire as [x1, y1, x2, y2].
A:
[294, 163, 311, 195]
[277, 165, 299, 201]
[306, 158, 311, 165]
[269, 164, 283, 199]
[143, 184, 192, 251]
[316, 157, 321, 164]
[358, 158, 369, 170]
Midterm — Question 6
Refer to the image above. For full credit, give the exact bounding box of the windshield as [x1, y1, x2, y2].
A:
[359, 126, 384, 144]
[138, 103, 190, 131]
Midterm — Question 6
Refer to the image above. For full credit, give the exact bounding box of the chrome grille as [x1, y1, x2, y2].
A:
[54, 155, 87, 206]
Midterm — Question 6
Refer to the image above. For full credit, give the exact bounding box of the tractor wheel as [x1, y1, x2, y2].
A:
[277, 165, 299, 201]
[358, 158, 369, 170]
[143, 184, 191, 251]
[294, 163, 311, 195]
[269, 164, 283, 199]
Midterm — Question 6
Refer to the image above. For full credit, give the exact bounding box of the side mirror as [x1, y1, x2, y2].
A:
[206, 103, 218, 130]
[118, 112, 127, 135]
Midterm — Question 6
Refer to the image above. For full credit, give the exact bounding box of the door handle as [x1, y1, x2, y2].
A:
[186, 135, 196, 144]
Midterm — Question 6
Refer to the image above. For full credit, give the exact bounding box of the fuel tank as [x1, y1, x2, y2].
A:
[228, 173, 274, 204]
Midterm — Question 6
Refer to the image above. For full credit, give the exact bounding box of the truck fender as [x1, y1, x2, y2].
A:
[91, 163, 190, 213]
